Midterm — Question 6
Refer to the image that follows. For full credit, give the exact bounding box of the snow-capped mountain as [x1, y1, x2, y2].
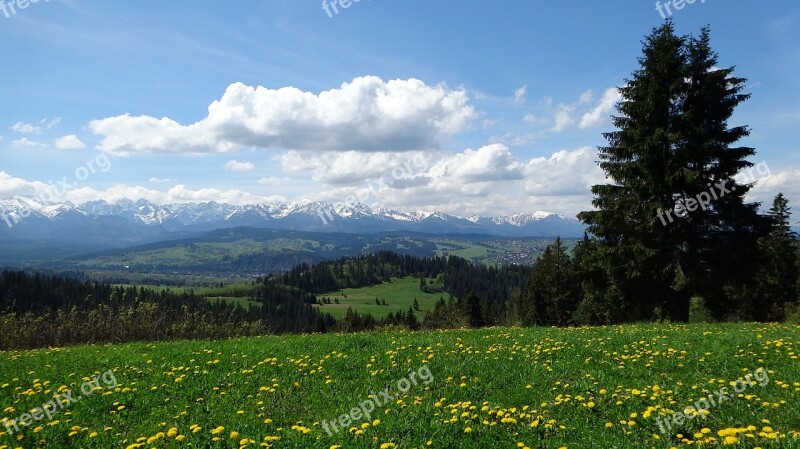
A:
[0, 196, 586, 245]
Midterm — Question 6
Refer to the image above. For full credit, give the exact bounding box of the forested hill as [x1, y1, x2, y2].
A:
[274, 251, 529, 303]
[0, 251, 531, 349]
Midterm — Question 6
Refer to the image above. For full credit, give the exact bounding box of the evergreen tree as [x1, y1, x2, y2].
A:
[578, 23, 766, 322]
[572, 234, 617, 325]
[404, 307, 419, 330]
[458, 289, 484, 327]
[679, 28, 767, 320]
[753, 193, 799, 320]
[520, 238, 577, 326]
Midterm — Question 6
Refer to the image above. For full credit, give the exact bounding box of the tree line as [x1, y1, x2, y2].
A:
[0, 251, 532, 349]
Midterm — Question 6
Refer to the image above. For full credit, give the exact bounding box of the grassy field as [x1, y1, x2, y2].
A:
[1, 323, 798, 448]
[315, 277, 444, 319]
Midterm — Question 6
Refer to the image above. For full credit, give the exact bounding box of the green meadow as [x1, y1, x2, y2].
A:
[315, 277, 444, 319]
[1, 323, 798, 448]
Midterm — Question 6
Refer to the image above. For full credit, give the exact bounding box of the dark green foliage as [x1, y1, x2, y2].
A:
[457, 289, 484, 327]
[0, 270, 267, 350]
[578, 23, 768, 323]
[422, 296, 469, 329]
[404, 307, 420, 330]
[1, 251, 532, 348]
[750, 193, 799, 320]
[514, 238, 579, 326]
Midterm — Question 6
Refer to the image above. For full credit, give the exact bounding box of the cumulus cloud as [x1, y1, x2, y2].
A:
[522, 147, 606, 196]
[432, 144, 524, 183]
[336, 145, 603, 216]
[54, 134, 86, 150]
[89, 76, 476, 156]
[748, 166, 800, 212]
[287, 144, 604, 216]
[280, 150, 432, 185]
[0, 172, 53, 198]
[580, 87, 621, 129]
[224, 160, 255, 172]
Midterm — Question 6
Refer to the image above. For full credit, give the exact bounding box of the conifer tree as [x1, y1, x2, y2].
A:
[521, 238, 577, 326]
[753, 193, 799, 320]
[579, 23, 767, 322]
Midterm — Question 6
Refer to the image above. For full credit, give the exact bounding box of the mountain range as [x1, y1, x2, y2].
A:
[0, 196, 587, 247]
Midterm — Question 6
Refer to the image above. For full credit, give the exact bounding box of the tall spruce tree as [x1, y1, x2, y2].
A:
[578, 23, 766, 322]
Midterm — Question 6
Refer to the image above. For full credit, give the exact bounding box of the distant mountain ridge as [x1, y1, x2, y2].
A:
[0, 196, 587, 245]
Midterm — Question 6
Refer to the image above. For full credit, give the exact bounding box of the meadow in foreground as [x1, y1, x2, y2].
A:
[0, 323, 798, 448]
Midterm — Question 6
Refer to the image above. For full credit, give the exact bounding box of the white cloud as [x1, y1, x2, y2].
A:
[54, 134, 86, 150]
[10, 122, 41, 134]
[11, 138, 46, 148]
[551, 104, 576, 132]
[280, 150, 432, 185]
[0, 172, 53, 198]
[42, 118, 61, 129]
[432, 144, 524, 183]
[156, 185, 272, 205]
[0, 143, 641, 217]
[89, 76, 476, 156]
[148, 177, 176, 183]
[9, 118, 60, 134]
[580, 87, 621, 129]
[224, 160, 255, 172]
[542, 88, 614, 133]
[523, 113, 544, 124]
[0, 171, 283, 206]
[293, 144, 603, 216]
[513, 85, 528, 104]
[522, 147, 606, 197]
[335, 145, 603, 216]
[748, 166, 800, 212]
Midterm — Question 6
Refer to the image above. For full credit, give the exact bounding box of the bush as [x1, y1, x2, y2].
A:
[689, 296, 714, 323]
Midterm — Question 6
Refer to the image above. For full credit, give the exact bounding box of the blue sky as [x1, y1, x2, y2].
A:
[1, 0, 799, 216]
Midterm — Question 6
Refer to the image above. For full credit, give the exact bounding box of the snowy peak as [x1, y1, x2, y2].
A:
[0, 196, 586, 238]
[493, 211, 560, 226]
